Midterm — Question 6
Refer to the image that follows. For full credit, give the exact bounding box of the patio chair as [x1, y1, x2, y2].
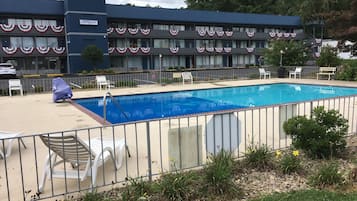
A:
[289, 67, 302, 79]
[8, 79, 23, 96]
[96, 75, 111, 91]
[259, 68, 271, 79]
[0, 131, 27, 159]
[38, 134, 130, 192]
[181, 72, 193, 84]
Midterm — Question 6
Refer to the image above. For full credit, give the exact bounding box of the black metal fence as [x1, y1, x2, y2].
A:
[0, 94, 356, 201]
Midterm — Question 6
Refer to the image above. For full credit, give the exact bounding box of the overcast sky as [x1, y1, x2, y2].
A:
[105, 0, 186, 8]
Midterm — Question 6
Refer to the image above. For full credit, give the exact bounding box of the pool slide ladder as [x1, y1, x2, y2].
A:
[103, 92, 129, 123]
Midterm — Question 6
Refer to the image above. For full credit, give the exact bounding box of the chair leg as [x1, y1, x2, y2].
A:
[9, 89, 12, 96]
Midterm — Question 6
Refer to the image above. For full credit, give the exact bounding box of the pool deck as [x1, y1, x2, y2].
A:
[1, 78, 357, 200]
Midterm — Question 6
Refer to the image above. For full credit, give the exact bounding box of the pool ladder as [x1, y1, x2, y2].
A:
[103, 92, 129, 123]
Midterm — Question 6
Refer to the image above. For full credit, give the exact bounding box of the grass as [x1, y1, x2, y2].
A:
[252, 189, 357, 201]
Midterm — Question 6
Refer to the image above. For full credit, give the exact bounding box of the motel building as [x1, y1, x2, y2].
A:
[0, 0, 304, 76]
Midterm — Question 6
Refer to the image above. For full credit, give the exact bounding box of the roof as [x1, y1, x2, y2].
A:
[106, 5, 302, 27]
[0, 0, 301, 27]
[0, 0, 64, 16]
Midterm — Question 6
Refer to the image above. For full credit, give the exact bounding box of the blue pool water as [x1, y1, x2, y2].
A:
[75, 83, 357, 124]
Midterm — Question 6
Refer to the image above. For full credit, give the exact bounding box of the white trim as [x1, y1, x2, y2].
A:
[64, 11, 107, 16]
[66, 32, 107, 36]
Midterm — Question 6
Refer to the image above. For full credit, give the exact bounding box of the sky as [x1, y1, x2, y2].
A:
[105, 0, 187, 9]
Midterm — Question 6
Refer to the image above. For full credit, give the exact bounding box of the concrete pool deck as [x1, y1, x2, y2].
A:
[1, 78, 357, 200]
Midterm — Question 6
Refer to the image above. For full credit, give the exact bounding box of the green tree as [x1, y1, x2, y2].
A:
[81, 45, 103, 70]
[316, 46, 341, 67]
[264, 40, 309, 66]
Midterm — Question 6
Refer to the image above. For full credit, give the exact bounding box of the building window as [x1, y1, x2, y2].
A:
[153, 24, 169, 30]
[154, 39, 169, 48]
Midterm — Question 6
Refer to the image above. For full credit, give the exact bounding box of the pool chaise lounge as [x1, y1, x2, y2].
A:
[38, 134, 130, 192]
[0, 131, 27, 159]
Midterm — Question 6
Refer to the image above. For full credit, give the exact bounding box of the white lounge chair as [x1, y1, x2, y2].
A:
[9, 79, 23, 96]
[181, 72, 193, 84]
[38, 134, 129, 192]
[259, 68, 271, 79]
[289, 67, 302, 79]
[0, 131, 27, 159]
[96, 75, 111, 91]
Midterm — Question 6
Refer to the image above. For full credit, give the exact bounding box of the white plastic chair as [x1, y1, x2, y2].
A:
[0, 131, 27, 159]
[38, 134, 129, 192]
[289, 67, 302, 79]
[259, 68, 271, 79]
[96, 75, 110, 91]
[8, 79, 23, 96]
[181, 72, 193, 84]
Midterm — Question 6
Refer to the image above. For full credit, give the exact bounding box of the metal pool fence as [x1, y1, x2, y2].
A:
[0, 66, 318, 96]
[1, 94, 355, 201]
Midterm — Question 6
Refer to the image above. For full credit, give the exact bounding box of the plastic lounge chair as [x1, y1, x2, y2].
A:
[289, 67, 302, 79]
[38, 134, 129, 192]
[8, 79, 23, 96]
[52, 77, 73, 102]
[96, 75, 111, 91]
[259, 68, 271, 79]
[0, 131, 27, 159]
[181, 72, 193, 84]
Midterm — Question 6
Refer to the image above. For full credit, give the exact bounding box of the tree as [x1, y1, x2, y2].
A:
[264, 40, 309, 66]
[81, 45, 103, 70]
[316, 46, 341, 67]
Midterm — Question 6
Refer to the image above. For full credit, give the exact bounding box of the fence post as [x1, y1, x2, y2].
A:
[146, 121, 152, 181]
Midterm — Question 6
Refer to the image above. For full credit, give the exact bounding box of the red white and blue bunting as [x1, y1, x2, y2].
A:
[18, 24, 32, 32]
[141, 47, 151, 54]
[215, 47, 223, 53]
[20, 47, 34, 54]
[290, 33, 297, 38]
[115, 27, 126, 35]
[207, 30, 215, 37]
[225, 31, 233, 37]
[246, 31, 255, 38]
[34, 25, 49, 33]
[128, 28, 139, 35]
[108, 47, 115, 54]
[117, 47, 127, 54]
[206, 47, 214, 52]
[0, 24, 15, 32]
[140, 29, 151, 36]
[37, 46, 50, 54]
[128, 47, 139, 54]
[246, 47, 254, 53]
[107, 27, 114, 34]
[169, 29, 179, 36]
[283, 33, 290, 38]
[197, 30, 206, 37]
[53, 47, 65, 54]
[269, 32, 276, 38]
[224, 47, 232, 53]
[276, 32, 283, 38]
[196, 47, 205, 53]
[2, 47, 17, 55]
[51, 25, 64, 33]
[216, 31, 225, 37]
[169, 47, 179, 54]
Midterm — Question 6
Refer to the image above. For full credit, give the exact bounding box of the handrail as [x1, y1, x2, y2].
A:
[103, 92, 129, 123]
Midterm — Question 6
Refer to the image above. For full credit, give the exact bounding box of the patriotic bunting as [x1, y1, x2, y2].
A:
[246, 47, 254, 53]
[269, 32, 276, 38]
[141, 47, 151, 54]
[18, 24, 32, 32]
[53, 47, 65, 54]
[225, 31, 233, 37]
[128, 47, 139, 54]
[206, 47, 214, 52]
[196, 47, 205, 53]
[207, 30, 215, 37]
[215, 47, 223, 53]
[224, 47, 232, 53]
[107, 27, 114, 34]
[0, 24, 15, 32]
[117, 47, 127, 54]
[169, 47, 179, 54]
[169, 29, 179, 36]
[128, 28, 139, 35]
[115, 27, 126, 35]
[2, 47, 18, 55]
[37, 47, 50, 54]
[197, 30, 206, 37]
[216, 31, 225, 37]
[20, 47, 34, 54]
[51, 25, 64, 33]
[246, 31, 255, 38]
[108, 47, 115, 54]
[140, 29, 151, 36]
[34, 25, 49, 33]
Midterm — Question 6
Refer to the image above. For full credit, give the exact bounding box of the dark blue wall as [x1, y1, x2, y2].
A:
[64, 0, 108, 73]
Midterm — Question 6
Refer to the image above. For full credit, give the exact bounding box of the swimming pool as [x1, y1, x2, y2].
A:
[75, 83, 357, 124]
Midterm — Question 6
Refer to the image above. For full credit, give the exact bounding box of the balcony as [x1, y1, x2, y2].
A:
[0, 47, 66, 57]
[0, 24, 65, 36]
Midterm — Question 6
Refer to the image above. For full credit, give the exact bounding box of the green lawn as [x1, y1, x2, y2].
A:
[252, 190, 357, 201]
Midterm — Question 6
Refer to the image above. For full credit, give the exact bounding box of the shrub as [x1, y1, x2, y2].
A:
[158, 171, 196, 201]
[283, 106, 348, 159]
[335, 60, 357, 81]
[82, 192, 104, 201]
[316, 46, 341, 67]
[204, 151, 240, 196]
[244, 145, 274, 170]
[309, 163, 344, 187]
[277, 150, 301, 174]
[121, 177, 153, 201]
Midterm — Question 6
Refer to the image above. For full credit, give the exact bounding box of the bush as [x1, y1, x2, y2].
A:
[277, 150, 301, 174]
[158, 171, 196, 201]
[309, 163, 344, 187]
[316, 46, 341, 67]
[335, 60, 357, 81]
[204, 151, 239, 196]
[244, 145, 274, 171]
[283, 106, 348, 159]
[121, 177, 153, 201]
